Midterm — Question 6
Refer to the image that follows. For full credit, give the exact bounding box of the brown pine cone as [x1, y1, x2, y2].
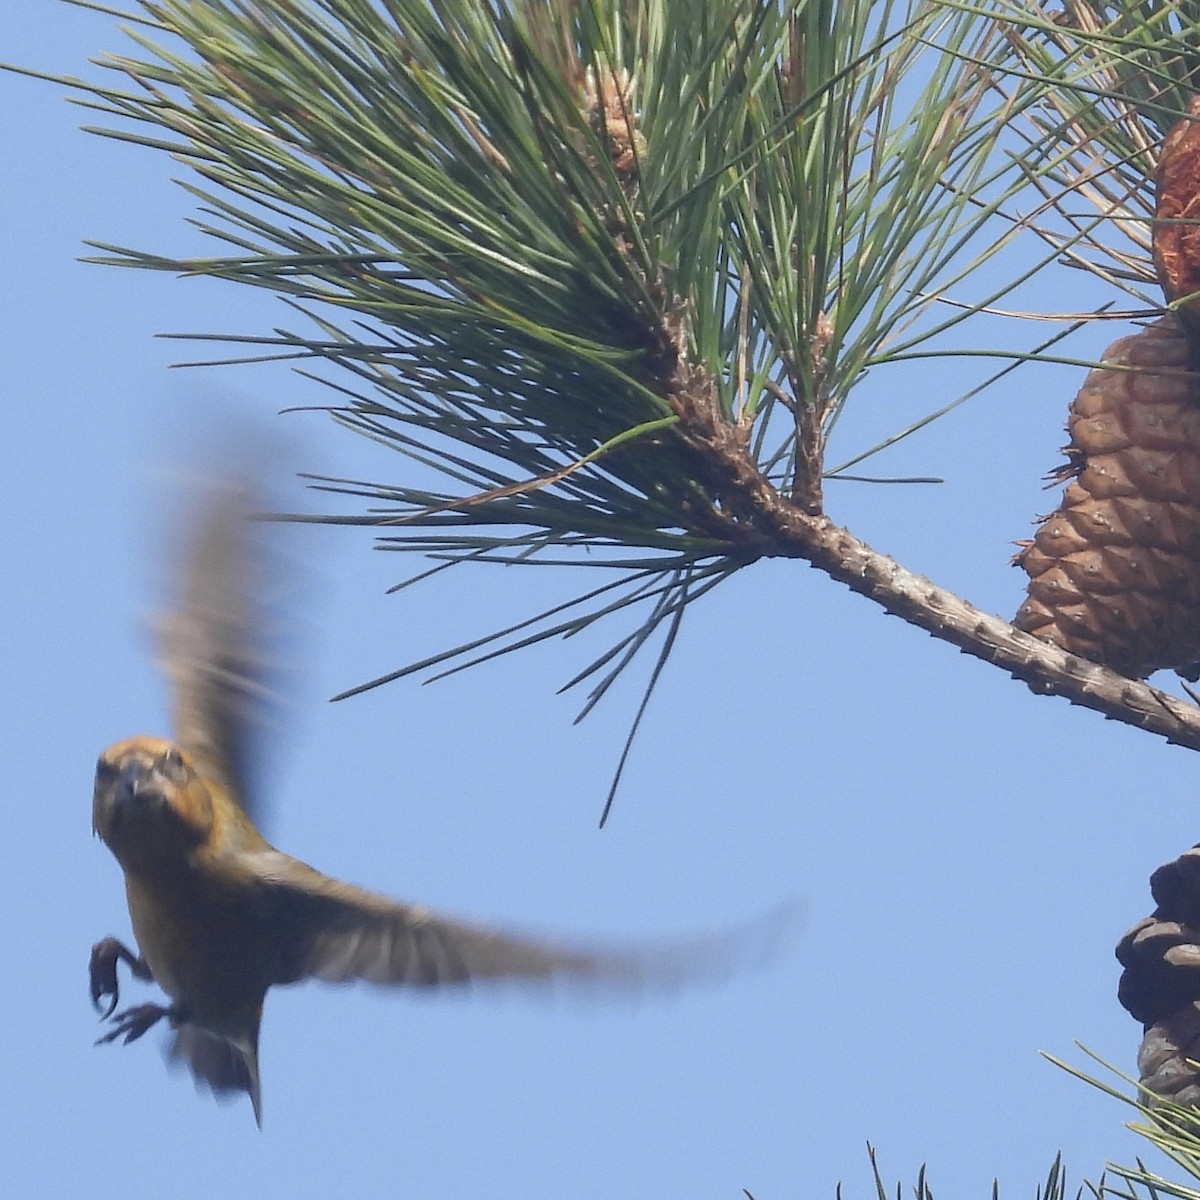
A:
[1154, 95, 1200, 337]
[1118, 846, 1200, 1107]
[1134, 1005, 1200, 1109]
[1013, 316, 1200, 676]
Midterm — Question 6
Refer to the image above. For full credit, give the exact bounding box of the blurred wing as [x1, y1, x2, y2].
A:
[253, 851, 793, 993]
[158, 476, 280, 825]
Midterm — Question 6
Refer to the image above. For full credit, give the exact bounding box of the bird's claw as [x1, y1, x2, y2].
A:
[96, 1002, 170, 1046]
[89, 936, 151, 1019]
[89, 938, 124, 1018]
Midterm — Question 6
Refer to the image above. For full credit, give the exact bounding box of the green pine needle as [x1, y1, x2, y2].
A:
[16, 0, 1190, 781]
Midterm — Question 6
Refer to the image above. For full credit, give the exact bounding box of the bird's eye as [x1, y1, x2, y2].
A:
[160, 747, 188, 779]
[94, 757, 118, 782]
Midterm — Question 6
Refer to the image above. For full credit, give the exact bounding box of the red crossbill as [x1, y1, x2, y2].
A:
[90, 474, 783, 1126]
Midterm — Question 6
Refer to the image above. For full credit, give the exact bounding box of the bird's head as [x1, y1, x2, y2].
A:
[93, 737, 215, 870]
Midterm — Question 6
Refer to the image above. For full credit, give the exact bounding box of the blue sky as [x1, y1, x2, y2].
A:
[4, 5, 1199, 1199]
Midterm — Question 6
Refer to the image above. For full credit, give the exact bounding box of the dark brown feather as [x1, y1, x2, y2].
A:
[168, 1022, 263, 1128]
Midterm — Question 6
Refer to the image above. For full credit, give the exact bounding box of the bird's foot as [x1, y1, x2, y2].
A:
[96, 1002, 172, 1046]
[89, 937, 152, 1019]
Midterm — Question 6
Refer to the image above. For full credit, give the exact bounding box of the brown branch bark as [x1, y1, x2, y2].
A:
[784, 515, 1200, 750]
[666, 363, 1200, 753]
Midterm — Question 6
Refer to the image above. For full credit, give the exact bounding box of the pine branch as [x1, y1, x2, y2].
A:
[14, 0, 1200, 768]
[642, 372, 1200, 753]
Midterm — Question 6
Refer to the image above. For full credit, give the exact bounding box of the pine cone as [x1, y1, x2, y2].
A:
[1153, 95, 1200, 337]
[1118, 846, 1200, 1107]
[1133, 1004, 1200, 1109]
[1013, 316, 1200, 676]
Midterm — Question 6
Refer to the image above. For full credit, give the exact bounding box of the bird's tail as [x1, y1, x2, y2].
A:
[167, 1023, 263, 1127]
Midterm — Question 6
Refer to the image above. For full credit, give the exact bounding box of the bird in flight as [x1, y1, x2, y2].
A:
[90, 471, 784, 1126]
